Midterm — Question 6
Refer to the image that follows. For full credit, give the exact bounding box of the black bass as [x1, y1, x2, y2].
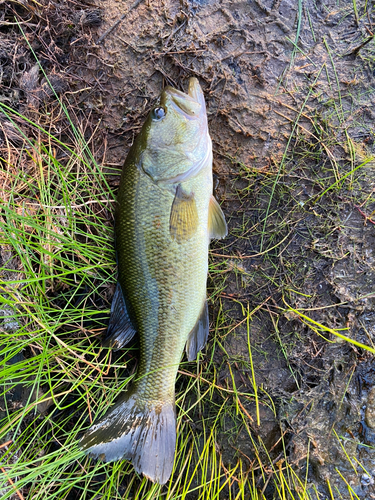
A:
[81, 77, 227, 484]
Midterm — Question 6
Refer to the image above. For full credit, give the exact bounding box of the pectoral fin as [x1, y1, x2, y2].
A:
[103, 281, 137, 350]
[170, 184, 199, 243]
[186, 301, 209, 361]
[208, 195, 227, 239]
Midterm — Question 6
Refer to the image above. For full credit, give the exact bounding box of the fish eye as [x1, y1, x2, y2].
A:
[152, 107, 166, 121]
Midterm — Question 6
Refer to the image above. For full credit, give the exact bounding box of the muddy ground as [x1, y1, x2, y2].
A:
[1, 0, 375, 498]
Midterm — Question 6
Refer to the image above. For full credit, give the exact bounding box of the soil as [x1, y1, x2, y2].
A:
[1, 0, 375, 498]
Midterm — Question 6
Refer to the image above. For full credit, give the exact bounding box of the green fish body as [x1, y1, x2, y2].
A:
[81, 78, 227, 484]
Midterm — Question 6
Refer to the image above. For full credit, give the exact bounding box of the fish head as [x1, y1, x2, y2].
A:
[139, 78, 212, 185]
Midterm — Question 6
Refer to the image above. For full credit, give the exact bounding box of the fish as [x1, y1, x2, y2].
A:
[80, 77, 227, 484]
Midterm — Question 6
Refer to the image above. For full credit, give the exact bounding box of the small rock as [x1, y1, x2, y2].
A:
[361, 474, 374, 486]
[365, 387, 375, 429]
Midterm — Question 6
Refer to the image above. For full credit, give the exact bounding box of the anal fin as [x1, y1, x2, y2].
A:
[186, 301, 209, 361]
[103, 281, 136, 350]
[208, 195, 227, 239]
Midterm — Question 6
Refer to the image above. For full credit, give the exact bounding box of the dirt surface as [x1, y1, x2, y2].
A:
[1, 0, 375, 498]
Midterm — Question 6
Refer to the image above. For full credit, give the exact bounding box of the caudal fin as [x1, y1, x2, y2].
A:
[80, 390, 176, 485]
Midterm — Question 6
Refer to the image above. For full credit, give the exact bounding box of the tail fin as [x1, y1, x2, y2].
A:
[80, 390, 176, 485]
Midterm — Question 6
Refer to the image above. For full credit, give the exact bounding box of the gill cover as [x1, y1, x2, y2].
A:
[141, 78, 212, 185]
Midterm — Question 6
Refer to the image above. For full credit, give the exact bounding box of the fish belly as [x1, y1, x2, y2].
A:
[116, 159, 211, 400]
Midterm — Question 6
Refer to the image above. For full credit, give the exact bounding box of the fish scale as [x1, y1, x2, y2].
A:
[116, 168, 210, 401]
[81, 78, 227, 484]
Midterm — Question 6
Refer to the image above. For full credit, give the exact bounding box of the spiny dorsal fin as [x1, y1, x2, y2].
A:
[103, 281, 137, 350]
[186, 301, 209, 361]
[170, 184, 199, 243]
[208, 195, 227, 239]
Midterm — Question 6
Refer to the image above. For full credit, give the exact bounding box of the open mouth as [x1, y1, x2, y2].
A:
[163, 85, 202, 118]
[187, 77, 205, 108]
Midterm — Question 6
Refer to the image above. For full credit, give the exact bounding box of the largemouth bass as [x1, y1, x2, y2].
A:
[81, 78, 227, 484]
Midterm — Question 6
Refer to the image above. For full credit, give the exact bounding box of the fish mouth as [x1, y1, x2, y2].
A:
[187, 77, 206, 108]
[163, 78, 205, 119]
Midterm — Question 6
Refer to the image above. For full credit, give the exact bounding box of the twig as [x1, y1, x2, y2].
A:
[96, 0, 145, 45]
[0, 467, 24, 500]
[87, 391, 93, 425]
[0, 18, 35, 26]
[238, 398, 254, 423]
[354, 205, 375, 225]
[177, 370, 251, 397]
[343, 35, 375, 56]
[0, 440, 12, 449]
[210, 230, 293, 259]
[23, 199, 115, 209]
[163, 20, 187, 48]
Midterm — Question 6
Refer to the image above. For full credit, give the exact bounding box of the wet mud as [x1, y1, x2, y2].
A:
[1, 0, 375, 498]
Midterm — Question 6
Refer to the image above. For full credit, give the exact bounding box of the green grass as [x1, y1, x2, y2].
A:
[1, 1, 375, 498]
[0, 100, 326, 500]
[0, 102, 270, 499]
